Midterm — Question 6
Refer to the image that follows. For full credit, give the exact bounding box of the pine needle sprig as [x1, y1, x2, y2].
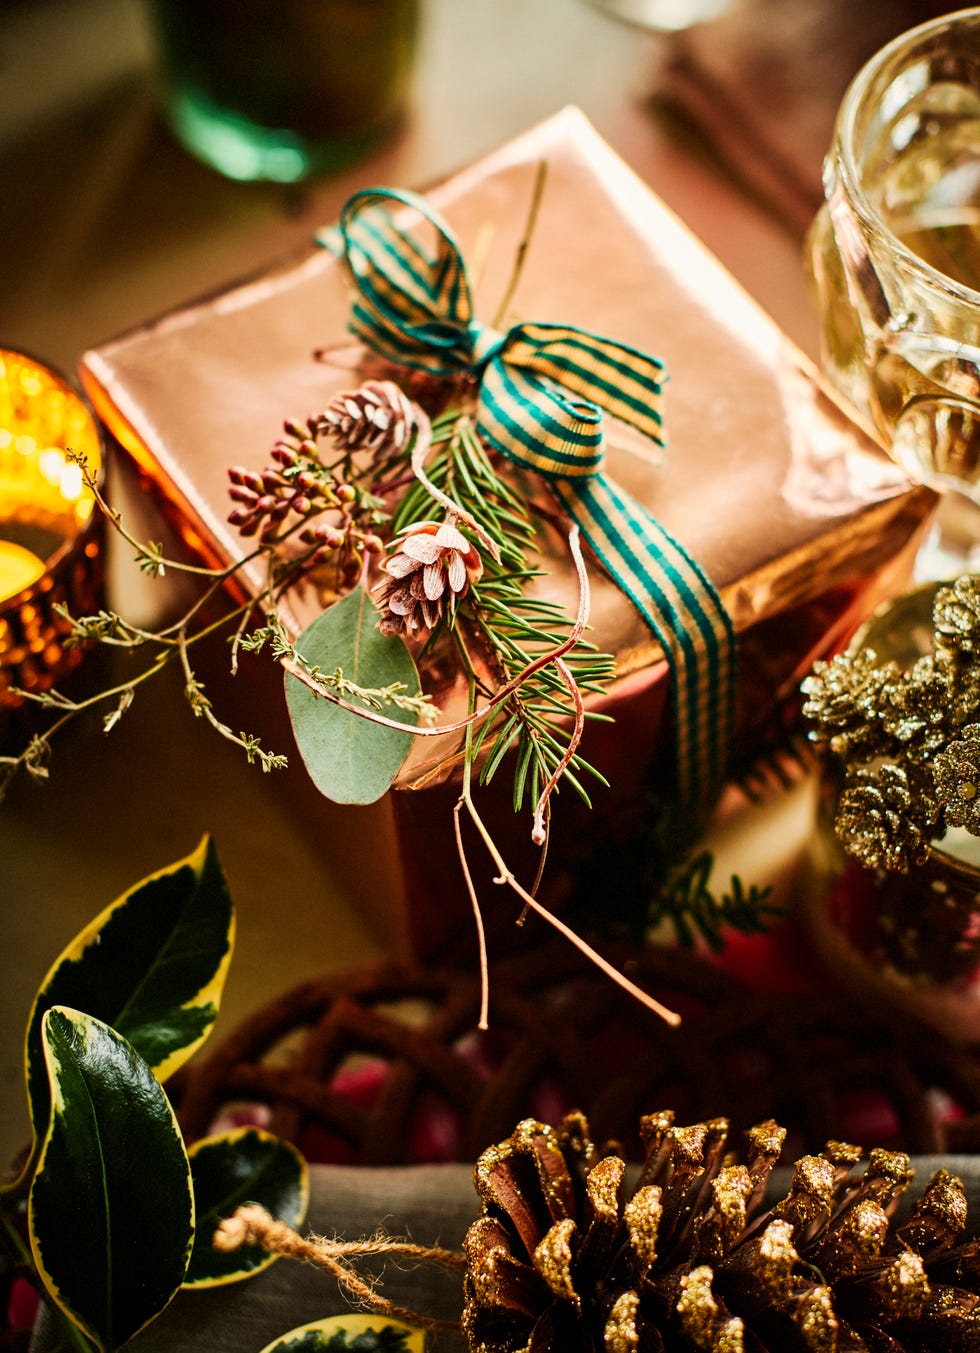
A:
[648, 850, 781, 953]
[387, 403, 616, 817]
[465, 553, 614, 809]
[391, 412, 531, 566]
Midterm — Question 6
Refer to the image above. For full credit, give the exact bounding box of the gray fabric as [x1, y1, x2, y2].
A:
[29, 1158, 980, 1352]
[30, 1165, 474, 1353]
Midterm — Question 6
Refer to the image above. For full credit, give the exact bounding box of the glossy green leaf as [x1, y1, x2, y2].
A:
[285, 588, 421, 805]
[259, 1314, 426, 1353]
[184, 1127, 309, 1287]
[21, 836, 234, 1170]
[29, 1007, 193, 1353]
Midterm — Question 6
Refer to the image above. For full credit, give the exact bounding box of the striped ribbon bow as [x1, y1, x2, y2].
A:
[325, 186, 736, 810]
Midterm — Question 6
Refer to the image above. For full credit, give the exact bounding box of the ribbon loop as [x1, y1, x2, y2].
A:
[329, 186, 737, 811]
[478, 352, 606, 480]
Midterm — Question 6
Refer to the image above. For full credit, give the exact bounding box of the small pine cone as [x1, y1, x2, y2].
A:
[317, 380, 419, 467]
[934, 723, 980, 834]
[835, 763, 936, 874]
[462, 1111, 980, 1353]
[881, 654, 955, 759]
[374, 518, 483, 638]
[934, 574, 980, 656]
[801, 650, 897, 760]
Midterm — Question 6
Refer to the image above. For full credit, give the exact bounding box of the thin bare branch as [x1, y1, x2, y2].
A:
[463, 786, 682, 1027]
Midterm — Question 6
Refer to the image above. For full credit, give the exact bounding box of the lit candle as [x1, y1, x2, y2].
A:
[0, 539, 45, 603]
[0, 350, 103, 706]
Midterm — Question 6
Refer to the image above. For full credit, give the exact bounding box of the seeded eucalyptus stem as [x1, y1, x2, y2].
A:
[0, 461, 400, 797]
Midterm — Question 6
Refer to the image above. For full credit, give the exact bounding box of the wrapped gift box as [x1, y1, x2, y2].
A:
[79, 107, 932, 959]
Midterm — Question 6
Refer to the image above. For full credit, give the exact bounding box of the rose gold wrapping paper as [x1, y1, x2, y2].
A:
[79, 108, 932, 957]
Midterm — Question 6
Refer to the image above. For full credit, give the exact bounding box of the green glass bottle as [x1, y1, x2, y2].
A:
[146, 0, 419, 183]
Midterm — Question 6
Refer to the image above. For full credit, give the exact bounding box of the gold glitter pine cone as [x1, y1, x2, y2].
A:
[462, 1111, 980, 1353]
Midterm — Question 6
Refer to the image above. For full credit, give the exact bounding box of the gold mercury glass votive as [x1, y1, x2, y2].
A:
[0, 350, 104, 709]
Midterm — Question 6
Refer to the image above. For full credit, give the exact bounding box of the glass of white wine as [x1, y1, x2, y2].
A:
[808, 8, 980, 572]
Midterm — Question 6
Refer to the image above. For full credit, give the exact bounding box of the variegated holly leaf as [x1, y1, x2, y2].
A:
[19, 835, 234, 1179]
[285, 588, 421, 805]
[184, 1127, 309, 1287]
[29, 1007, 193, 1353]
[259, 1313, 427, 1353]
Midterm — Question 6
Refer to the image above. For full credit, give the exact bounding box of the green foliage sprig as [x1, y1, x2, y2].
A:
[802, 574, 980, 873]
[385, 405, 616, 821]
[643, 850, 779, 952]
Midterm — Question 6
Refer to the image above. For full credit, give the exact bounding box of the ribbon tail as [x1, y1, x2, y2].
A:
[551, 474, 736, 814]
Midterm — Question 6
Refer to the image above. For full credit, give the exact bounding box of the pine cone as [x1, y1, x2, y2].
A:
[462, 1111, 980, 1353]
[934, 576, 980, 656]
[835, 764, 936, 874]
[317, 379, 419, 470]
[801, 651, 897, 761]
[934, 723, 980, 835]
[375, 518, 483, 638]
[881, 656, 955, 760]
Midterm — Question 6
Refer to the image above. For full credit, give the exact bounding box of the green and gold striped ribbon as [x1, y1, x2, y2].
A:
[322, 187, 736, 809]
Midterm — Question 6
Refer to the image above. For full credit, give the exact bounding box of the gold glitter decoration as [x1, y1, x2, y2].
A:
[811, 1198, 887, 1280]
[935, 574, 980, 653]
[586, 1154, 625, 1225]
[802, 573, 980, 873]
[774, 1155, 836, 1232]
[900, 1168, 968, 1252]
[699, 1166, 752, 1260]
[677, 1265, 744, 1351]
[533, 1219, 580, 1310]
[863, 1148, 914, 1205]
[461, 1110, 980, 1353]
[861, 1251, 929, 1323]
[755, 1219, 797, 1301]
[935, 726, 980, 833]
[823, 1140, 864, 1168]
[602, 1291, 639, 1353]
[793, 1285, 838, 1353]
[623, 1186, 661, 1271]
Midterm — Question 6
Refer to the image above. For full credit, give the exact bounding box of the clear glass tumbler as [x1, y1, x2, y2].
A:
[146, 0, 419, 184]
[807, 8, 980, 560]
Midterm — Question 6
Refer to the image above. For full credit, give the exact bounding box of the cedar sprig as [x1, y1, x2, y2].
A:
[803, 574, 980, 873]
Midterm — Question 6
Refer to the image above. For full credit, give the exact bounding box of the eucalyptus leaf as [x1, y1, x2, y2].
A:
[184, 1127, 309, 1287]
[29, 1007, 193, 1353]
[285, 588, 421, 805]
[21, 836, 234, 1173]
[259, 1313, 426, 1353]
